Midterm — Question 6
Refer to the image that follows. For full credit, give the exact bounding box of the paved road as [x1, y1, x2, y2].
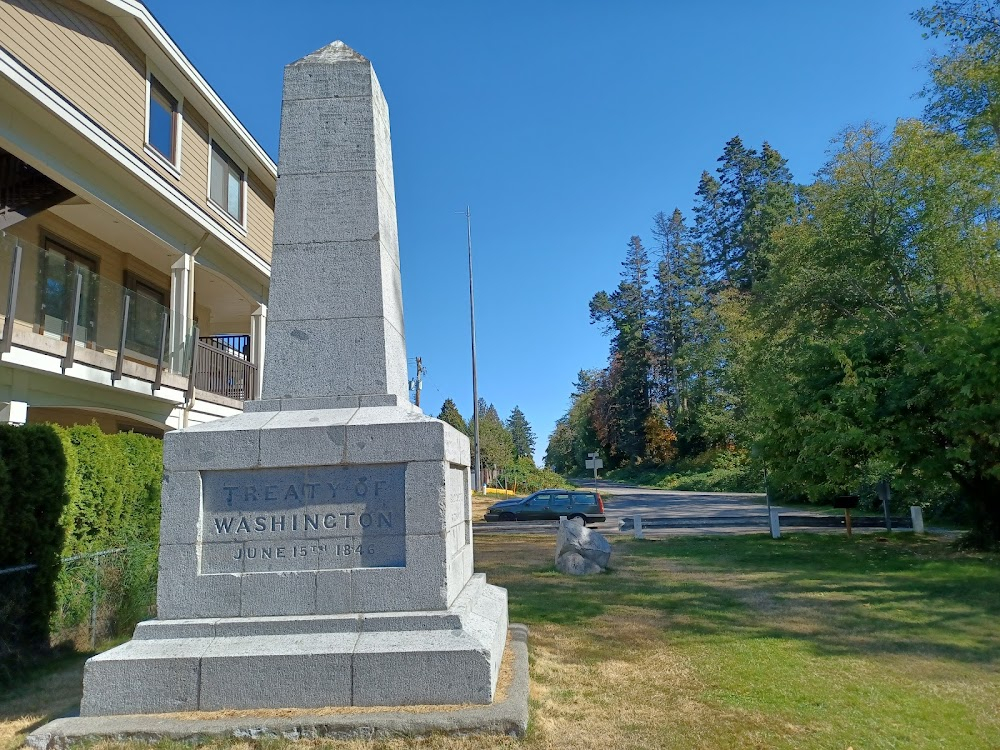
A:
[588, 483, 780, 533]
[473, 483, 802, 536]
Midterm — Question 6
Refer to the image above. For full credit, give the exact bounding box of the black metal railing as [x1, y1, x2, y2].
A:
[193, 336, 257, 401]
[199, 334, 250, 359]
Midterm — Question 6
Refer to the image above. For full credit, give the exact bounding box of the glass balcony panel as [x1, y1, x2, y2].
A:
[0, 233, 248, 397]
[0, 233, 14, 316]
[126, 291, 166, 361]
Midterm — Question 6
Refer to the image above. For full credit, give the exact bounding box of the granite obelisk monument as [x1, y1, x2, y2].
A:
[77, 41, 508, 714]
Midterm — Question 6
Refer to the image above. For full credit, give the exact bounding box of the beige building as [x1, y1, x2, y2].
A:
[0, 0, 275, 435]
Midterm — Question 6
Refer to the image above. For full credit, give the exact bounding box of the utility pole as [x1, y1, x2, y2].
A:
[466, 206, 482, 492]
[413, 356, 425, 408]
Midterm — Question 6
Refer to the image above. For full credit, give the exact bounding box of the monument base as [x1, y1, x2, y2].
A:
[81, 575, 507, 715]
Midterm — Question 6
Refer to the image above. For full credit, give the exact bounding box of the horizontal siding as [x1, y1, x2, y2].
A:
[179, 105, 210, 207]
[246, 171, 274, 263]
[0, 0, 146, 153]
[1, 0, 275, 267]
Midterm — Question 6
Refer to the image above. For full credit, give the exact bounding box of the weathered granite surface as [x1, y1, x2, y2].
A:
[67, 40, 510, 718]
[28, 626, 529, 749]
[555, 518, 611, 575]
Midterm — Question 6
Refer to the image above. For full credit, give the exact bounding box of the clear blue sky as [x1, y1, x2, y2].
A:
[150, 0, 932, 464]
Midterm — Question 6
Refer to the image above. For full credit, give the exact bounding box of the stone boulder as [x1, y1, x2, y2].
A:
[554, 518, 611, 575]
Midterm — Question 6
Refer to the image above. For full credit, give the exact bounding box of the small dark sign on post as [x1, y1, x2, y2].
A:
[834, 495, 860, 537]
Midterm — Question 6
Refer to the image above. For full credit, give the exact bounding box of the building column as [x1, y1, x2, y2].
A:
[250, 303, 267, 400]
[0, 400, 28, 425]
[169, 253, 195, 373]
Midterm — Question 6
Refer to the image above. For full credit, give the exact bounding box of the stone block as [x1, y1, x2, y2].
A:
[372, 96, 395, 204]
[267, 241, 386, 323]
[445, 522, 466, 559]
[213, 613, 361, 637]
[281, 395, 363, 410]
[344, 408, 447, 464]
[282, 55, 374, 101]
[258, 408, 353, 467]
[453, 573, 487, 611]
[443, 424, 472, 467]
[461, 600, 507, 656]
[132, 619, 218, 640]
[404, 461, 447, 534]
[383, 316, 409, 400]
[242, 399, 281, 413]
[376, 178, 400, 264]
[263, 318, 399, 401]
[277, 96, 377, 176]
[200, 540, 243, 574]
[273, 171, 381, 247]
[358, 394, 399, 408]
[360, 610, 462, 632]
[157, 544, 241, 619]
[350, 533, 447, 612]
[445, 463, 470, 528]
[159, 471, 201, 545]
[163, 412, 276, 471]
[447, 543, 475, 606]
[240, 571, 317, 617]
[352, 630, 494, 706]
[315, 568, 353, 614]
[80, 638, 213, 716]
[380, 247, 405, 340]
[199, 634, 357, 710]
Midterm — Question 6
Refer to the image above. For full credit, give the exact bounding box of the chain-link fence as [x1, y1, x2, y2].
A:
[0, 544, 157, 684]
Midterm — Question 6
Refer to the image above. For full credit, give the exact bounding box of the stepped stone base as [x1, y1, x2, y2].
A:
[81, 575, 507, 715]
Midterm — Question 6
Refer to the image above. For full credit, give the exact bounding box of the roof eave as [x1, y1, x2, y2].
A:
[78, 0, 277, 187]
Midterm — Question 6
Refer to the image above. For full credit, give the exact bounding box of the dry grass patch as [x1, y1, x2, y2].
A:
[1, 533, 998, 750]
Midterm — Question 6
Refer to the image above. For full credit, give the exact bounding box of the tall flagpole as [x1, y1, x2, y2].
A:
[466, 206, 482, 492]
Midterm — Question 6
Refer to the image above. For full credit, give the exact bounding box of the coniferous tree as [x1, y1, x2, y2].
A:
[470, 399, 514, 485]
[437, 398, 467, 434]
[589, 236, 652, 464]
[506, 406, 536, 459]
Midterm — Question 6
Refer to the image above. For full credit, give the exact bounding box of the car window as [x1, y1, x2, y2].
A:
[571, 492, 596, 505]
[550, 493, 572, 509]
[528, 493, 551, 506]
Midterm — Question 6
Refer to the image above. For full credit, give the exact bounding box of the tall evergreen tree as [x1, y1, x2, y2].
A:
[470, 399, 514, 485]
[709, 136, 795, 290]
[437, 398, 467, 434]
[506, 406, 536, 459]
[589, 236, 652, 463]
[650, 209, 686, 416]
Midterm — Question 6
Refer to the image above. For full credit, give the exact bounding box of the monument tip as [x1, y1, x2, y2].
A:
[293, 40, 369, 65]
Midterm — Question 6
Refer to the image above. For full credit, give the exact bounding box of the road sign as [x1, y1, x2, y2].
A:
[585, 458, 603, 470]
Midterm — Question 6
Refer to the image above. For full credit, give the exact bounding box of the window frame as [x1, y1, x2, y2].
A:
[207, 135, 248, 232]
[123, 270, 168, 359]
[37, 232, 100, 344]
[143, 68, 183, 176]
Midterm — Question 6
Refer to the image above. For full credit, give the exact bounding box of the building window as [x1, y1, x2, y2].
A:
[124, 272, 167, 359]
[39, 236, 99, 344]
[210, 141, 244, 223]
[147, 75, 178, 163]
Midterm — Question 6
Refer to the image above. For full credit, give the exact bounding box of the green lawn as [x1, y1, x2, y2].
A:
[490, 533, 999, 749]
[2, 533, 997, 750]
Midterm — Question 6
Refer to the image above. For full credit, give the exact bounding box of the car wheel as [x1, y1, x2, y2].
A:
[499, 512, 516, 522]
[569, 514, 587, 524]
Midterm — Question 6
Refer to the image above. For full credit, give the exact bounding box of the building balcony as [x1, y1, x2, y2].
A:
[0, 231, 259, 420]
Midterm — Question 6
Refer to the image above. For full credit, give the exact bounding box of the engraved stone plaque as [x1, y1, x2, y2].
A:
[199, 464, 405, 574]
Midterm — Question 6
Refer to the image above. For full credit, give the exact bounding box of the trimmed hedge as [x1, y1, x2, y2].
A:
[0, 424, 68, 653]
[0, 423, 162, 681]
